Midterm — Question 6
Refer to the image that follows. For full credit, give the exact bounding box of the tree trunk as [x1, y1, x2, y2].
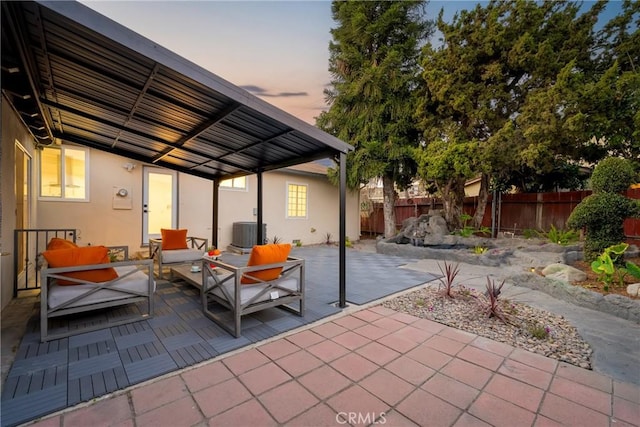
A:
[439, 178, 466, 231]
[382, 175, 398, 238]
[472, 173, 490, 229]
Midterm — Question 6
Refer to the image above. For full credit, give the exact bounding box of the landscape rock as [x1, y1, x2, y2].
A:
[627, 283, 640, 297]
[541, 263, 587, 283]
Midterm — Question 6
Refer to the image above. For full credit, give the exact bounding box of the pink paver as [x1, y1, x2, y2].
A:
[192, 377, 252, 418]
[440, 358, 493, 389]
[385, 355, 436, 385]
[297, 365, 352, 400]
[498, 359, 553, 390]
[406, 344, 453, 370]
[425, 334, 467, 356]
[549, 376, 612, 415]
[509, 348, 558, 373]
[368, 305, 398, 316]
[63, 394, 132, 426]
[274, 349, 324, 377]
[411, 318, 447, 334]
[613, 396, 640, 425]
[438, 326, 476, 343]
[222, 348, 270, 376]
[358, 368, 415, 405]
[468, 392, 536, 427]
[181, 360, 234, 393]
[330, 352, 379, 382]
[388, 311, 420, 325]
[355, 340, 401, 366]
[456, 344, 505, 371]
[539, 393, 610, 427]
[311, 321, 349, 339]
[395, 388, 461, 427]
[353, 323, 391, 340]
[393, 324, 436, 343]
[422, 373, 481, 410]
[352, 309, 384, 322]
[332, 315, 368, 330]
[306, 339, 350, 362]
[326, 385, 390, 426]
[469, 335, 514, 357]
[258, 381, 319, 423]
[135, 396, 203, 427]
[257, 338, 300, 360]
[237, 361, 292, 395]
[287, 403, 343, 427]
[131, 375, 189, 414]
[285, 329, 325, 348]
[533, 415, 565, 427]
[331, 330, 372, 350]
[206, 399, 277, 427]
[614, 380, 640, 404]
[555, 361, 612, 393]
[377, 331, 420, 353]
[453, 413, 493, 427]
[382, 410, 421, 426]
[484, 374, 545, 412]
[371, 316, 407, 332]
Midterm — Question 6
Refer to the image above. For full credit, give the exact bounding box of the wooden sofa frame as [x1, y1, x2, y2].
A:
[40, 259, 154, 342]
[149, 236, 208, 279]
[201, 256, 305, 337]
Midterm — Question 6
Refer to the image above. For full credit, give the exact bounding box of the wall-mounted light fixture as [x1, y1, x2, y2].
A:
[123, 162, 136, 172]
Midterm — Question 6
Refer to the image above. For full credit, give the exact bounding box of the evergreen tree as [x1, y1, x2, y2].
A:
[317, 1, 432, 238]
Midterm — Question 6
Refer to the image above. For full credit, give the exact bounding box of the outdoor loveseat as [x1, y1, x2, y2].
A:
[201, 243, 305, 337]
[40, 240, 154, 342]
[149, 229, 207, 279]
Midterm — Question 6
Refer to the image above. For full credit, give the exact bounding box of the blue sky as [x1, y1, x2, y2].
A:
[82, 1, 622, 125]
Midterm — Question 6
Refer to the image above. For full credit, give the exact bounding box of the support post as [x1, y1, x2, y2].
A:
[257, 171, 264, 245]
[212, 179, 219, 248]
[339, 152, 347, 308]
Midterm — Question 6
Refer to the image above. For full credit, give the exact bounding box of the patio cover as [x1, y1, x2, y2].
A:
[1, 0, 352, 306]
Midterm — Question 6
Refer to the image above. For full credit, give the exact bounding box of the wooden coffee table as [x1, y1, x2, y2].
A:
[170, 264, 204, 289]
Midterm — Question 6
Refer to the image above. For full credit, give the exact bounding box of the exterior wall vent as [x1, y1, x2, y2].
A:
[231, 222, 267, 250]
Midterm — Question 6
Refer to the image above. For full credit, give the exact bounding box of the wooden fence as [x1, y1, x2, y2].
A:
[360, 189, 640, 245]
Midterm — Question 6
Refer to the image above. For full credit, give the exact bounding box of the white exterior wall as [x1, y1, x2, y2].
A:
[1, 97, 39, 310]
[217, 172, 360, 249]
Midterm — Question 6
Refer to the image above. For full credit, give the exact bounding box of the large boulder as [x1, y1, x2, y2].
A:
[541, 263, 587, 283]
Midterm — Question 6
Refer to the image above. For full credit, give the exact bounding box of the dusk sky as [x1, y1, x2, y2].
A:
[82, 1, 622, 125]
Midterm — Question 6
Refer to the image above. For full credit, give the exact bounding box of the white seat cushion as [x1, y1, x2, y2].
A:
[161, 248, 202, 263]
[207, 276, 299, 305]
[48, 265, 154, 309]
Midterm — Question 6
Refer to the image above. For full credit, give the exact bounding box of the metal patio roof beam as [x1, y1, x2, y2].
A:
[55, 132, 229, 181]
[215, 129, 295, 161]
[151, 102, 241, 163]
[2, 2, 55, 142]
[112, 63, 161, 148]
[41, 98, 252, 173]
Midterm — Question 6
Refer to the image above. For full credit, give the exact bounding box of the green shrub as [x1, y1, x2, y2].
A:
[590, 157, 636, 193]
[538, 225, 580, 246]
[567, 157, 640, 261]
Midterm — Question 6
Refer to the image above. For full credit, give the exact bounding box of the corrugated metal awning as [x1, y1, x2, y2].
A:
[1, 0, 352, 181]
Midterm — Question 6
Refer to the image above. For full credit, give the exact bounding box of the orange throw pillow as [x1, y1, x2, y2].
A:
[42, 246, 118, 286]
[161, 229, 188, 250]
[241, 243, 291, 284]
[46, 237, 78, 250]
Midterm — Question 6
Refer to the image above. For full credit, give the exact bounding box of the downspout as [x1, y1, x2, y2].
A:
[212, 179, 219, 248]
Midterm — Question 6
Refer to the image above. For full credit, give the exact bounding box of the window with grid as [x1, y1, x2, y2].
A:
[39, 146, 89, 201]
[287, 183, 308, 218]
[220, 176, 247, 191]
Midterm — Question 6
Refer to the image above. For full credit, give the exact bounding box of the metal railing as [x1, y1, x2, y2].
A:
[13, 229, 77, 297]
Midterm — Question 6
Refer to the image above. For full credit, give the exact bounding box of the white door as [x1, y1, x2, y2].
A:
[142, 167, 177, 244]
[15, 142, 32, 276]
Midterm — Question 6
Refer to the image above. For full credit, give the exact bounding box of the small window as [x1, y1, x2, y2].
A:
[287, 183, 308, 218]
[39, 146, 89, 201]
[220, 176, 247, 191]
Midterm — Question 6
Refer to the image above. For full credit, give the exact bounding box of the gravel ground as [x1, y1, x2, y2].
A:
[382, 283, 593, 369]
